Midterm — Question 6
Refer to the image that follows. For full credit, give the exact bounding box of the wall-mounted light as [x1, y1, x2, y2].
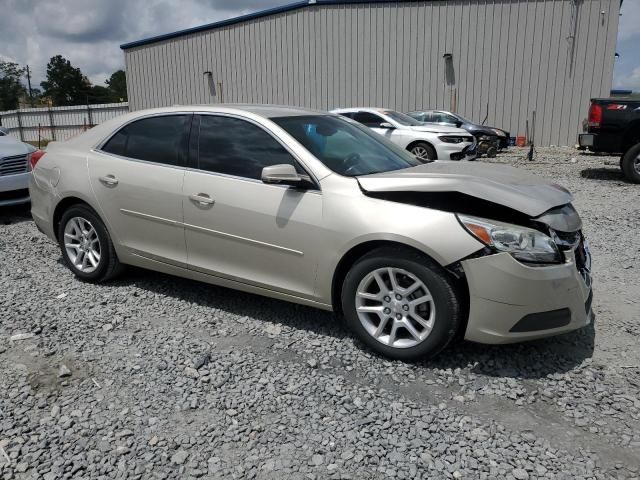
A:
[203, 71, 216, 96]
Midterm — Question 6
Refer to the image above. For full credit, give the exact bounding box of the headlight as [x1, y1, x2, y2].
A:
[457, 215, 562, 264]
[438, 135, 468, 144]
[492, 128, 506, 137]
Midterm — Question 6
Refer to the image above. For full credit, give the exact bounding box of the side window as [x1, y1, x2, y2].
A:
[101, 115, 190, 166]
[197, 115, 302, 180]
[352, 112, 384, 128]
[442, 113, 459, 124]
[102, 129, 127, 156]
[419, 113, 432, 122]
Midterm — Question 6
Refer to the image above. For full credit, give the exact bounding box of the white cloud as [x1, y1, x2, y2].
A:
[613, 66, 640, 91]
[0, 0, 284, 87]
[618, 0, 640, 42]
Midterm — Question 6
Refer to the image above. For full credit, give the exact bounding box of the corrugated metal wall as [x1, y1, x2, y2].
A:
[123, 0, 620, 146]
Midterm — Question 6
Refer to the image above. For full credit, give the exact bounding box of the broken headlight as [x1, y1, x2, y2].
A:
[457, 215, 562, 264]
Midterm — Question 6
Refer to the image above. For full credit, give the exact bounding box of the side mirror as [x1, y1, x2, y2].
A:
[261, 164, 312, 188]
[379, 122, 395, 129]
[455, 121, 463, 128]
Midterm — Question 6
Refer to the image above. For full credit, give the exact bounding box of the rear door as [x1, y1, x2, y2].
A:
[182, 114, 322, 298]
[88, 114, 191, 267]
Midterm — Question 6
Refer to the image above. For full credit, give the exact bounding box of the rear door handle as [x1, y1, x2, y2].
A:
[189, 193, 215, 206]
[99, 175, 118, 186]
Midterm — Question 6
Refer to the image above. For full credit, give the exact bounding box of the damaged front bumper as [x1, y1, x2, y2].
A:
[461, 249, 592, 344]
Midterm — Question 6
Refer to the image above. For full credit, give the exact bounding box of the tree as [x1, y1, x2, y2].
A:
[0, 60, 26, 110]
[40, 55, 90, 106]
[106, 70, 127, 102]
[88, 85, 113, 104]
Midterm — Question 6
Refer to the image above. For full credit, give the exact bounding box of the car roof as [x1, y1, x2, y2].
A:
[331, 107, 390, 114]
[60, 104, 334, 150]
[408, 109, 454, 114]
[175, 103, 328, 118]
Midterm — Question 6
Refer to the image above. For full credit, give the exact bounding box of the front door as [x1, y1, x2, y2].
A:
[88, 114, 191, 267]
[182, 114, 322, 298]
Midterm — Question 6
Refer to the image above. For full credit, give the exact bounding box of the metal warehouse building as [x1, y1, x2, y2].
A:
[121, 0, 621, 147]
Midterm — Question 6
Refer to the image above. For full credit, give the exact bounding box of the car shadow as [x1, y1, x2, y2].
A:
[0, 203, 32, 225]
[422, 320, 595, 379]
[580, 167, 628, 182]
[107, 266, 595, 380]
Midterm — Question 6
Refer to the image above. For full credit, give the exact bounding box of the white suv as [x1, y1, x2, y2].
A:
[331, 108, 476, 161]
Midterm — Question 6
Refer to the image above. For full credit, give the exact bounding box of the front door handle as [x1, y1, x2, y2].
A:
[189, 193, 215, 206]
[99, 175, 118, 186]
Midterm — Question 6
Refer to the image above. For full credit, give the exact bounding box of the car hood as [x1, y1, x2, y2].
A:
[0, 136, 35, 158]
[406, 124, 470, 135]
[357, 161, 573, 217]
[464, 124, 499, 136]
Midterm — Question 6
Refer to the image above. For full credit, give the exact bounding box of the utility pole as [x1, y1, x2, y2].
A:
[26, 65, 34, 106]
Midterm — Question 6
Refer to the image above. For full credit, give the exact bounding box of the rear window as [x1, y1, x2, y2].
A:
[101, 115, 190, 166]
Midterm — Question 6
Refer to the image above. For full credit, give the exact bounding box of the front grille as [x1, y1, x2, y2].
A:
[0, 155, 28, 176]
[554, 230, 581, 250]
[575, 236, 589, 272]
[550, 229, 591, 287]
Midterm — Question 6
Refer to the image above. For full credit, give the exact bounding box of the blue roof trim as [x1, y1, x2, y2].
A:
[120, 0, 409, 50]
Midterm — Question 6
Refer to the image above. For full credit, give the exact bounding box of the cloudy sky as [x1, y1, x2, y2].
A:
[1, 0, 639, 91]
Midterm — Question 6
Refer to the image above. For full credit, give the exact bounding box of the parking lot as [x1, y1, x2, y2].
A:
[1, 147, 639, 479]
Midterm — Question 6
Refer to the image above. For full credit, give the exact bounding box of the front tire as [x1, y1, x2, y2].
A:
[621, 143, 640, 184]
[341, 247, 462, 361]
[409, 142, 436, 162]
[58, 204, 123, 282]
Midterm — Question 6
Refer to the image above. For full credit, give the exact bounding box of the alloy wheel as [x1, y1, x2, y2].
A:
[63, 217, 102, 274]
[355, 267, 435, 348]
[634, 152, 640, 174]
[410, 146, 430, 161]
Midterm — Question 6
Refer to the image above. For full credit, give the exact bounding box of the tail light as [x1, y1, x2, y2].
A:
[588, 103, 602, 128]
[27, 150, 46, 171]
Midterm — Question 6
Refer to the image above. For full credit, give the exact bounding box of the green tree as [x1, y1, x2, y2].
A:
[0, 60, 26, 110]
[106, 69, 127, 102]
[88, 85, 113, 104]
[40, 55, 90, 106]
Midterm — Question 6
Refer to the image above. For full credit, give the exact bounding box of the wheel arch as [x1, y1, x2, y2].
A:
[52, 195, 100, 241]
[330, 239, 467, 316]
[622, 121, 640, 152]
[406, 140, 437, 160]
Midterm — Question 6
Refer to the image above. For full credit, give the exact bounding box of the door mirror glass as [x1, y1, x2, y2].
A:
[379, 122, 395, 129]
[261, 164, 311, 187]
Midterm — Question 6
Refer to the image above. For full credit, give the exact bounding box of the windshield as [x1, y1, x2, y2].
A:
[381, 110, 423, 126]
[453, 113, 475, 124]
[272, 115, 421, 177]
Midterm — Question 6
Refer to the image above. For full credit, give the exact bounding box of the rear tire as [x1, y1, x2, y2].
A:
[341, 247, 462, 361]
[620, 143, 640, 183]
[409, 142, 436, 162]
[57, 204, 123, 282]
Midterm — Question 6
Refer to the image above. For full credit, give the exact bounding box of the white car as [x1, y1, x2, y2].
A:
[0, 129, 42, 206]
[331, 108, 476, 162]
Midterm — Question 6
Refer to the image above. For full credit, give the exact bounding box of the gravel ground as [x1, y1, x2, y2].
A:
[1, 147, 639, 479]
